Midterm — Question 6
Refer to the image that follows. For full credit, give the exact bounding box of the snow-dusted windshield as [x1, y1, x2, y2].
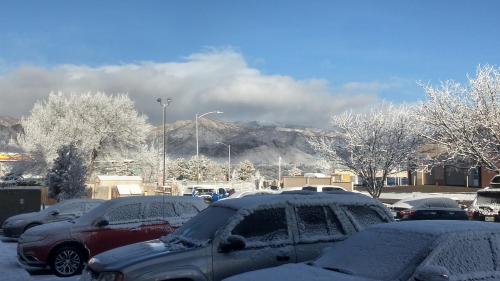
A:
[313, 229, 435, 280]
[167, 206, 235, 243]
[476, 191, 500, 207]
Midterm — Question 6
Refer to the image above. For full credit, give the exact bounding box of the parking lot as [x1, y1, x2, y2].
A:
[0, 240, 78, 281]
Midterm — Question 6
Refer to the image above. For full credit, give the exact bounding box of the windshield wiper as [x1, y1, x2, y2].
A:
[322, 266, 354, 275]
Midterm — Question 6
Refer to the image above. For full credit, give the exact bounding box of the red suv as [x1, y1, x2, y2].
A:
[17, 195, 206, 277]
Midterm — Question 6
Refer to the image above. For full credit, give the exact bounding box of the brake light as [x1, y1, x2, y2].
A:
[400, 209, 416, 219]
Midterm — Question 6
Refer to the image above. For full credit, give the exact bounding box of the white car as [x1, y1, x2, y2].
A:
[226, 220, 500, 281]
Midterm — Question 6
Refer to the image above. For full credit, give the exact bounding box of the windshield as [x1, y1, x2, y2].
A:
[167, 206, 235, 243]
[313, 228, 435, 280]
[477, 191, 500, 207]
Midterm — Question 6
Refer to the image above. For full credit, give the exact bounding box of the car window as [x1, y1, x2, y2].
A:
[296, 206, 329, 241]
[345, 205, 385, 227]
[84, 202, 101, 213]
[58, 202, 85, 214]
[175, 202, 200, 216]
[231, 208, 289, 245]
[146, 201, 177, 220]
[430, 237, 495, 275]
[106, 203, 142, 224]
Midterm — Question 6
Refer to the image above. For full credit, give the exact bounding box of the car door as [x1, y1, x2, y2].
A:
[86, 202, 144, 256]
[212, 205, 297, 281]
[293, 205, 352, 262]
[413, 234, 500, 281]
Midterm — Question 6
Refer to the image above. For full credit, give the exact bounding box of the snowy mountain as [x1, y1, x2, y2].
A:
[151, 118, 323, 165]
[0, 116, 23, 152]
[0, 116, 324, 164]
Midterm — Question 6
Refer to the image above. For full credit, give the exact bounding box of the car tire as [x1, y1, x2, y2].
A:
[50, 246, 84, 277]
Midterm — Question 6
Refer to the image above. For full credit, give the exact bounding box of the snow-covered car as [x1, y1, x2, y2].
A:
[390, 197, 468, 221]
[222, 189, 280, 200]
[469, 175, 500, 222]
[2, 199, 104, 238]
[17, 195, 206, 277]
[225, 220, 500, 281]
[82, 191, 393, 281]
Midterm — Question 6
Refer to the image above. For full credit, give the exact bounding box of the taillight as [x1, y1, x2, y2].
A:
[467, 210, 476, 220]
[400, 209, 416, 219]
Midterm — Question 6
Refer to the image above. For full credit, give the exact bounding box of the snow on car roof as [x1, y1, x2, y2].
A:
[392, 197, 459, 209]
[212, 191, 380, 210]
[369, 220, 500, 236]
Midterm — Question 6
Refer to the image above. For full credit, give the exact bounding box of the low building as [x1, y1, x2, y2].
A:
[92, 175, 144, 199]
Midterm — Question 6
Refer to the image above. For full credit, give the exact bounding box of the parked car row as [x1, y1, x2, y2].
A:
[82, 191, 393, 281]
[3, 186, 500, 281]
[16, 195, 207, 276]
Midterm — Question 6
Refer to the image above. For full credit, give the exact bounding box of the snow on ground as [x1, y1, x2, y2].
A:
[0, 240, 79, 281]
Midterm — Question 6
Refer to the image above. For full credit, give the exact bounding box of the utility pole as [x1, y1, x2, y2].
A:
[156, 97, 172, 187]
[195, 111, 223, 183]
[278, 156, 282, 188]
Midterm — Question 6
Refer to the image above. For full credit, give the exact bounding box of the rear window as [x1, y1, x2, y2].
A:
[345, 205, 385, 227]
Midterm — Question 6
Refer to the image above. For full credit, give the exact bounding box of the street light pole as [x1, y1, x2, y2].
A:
[216, 142, 231, 181]
[195, 111, 223, 182]
[156, 97, 172, 187]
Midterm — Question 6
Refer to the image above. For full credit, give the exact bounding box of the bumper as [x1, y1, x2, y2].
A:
[2, 226, 24, 238]
[17, 243, 48, 270]
[471, 213, 500, 222]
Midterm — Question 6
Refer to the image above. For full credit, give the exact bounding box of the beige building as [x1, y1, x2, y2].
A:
[92, 175, 143, 199]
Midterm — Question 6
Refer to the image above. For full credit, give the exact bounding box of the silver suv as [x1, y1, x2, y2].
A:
[82, 191, 393, 281]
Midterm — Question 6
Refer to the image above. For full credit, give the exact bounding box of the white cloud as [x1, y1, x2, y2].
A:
[0, 49, 381, 127]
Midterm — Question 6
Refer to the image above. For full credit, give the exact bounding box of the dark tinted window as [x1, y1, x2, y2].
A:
[346, 206, 385, 227]
[431, 238, 494, 274]
[172, 206, 235, 241]
[296, 206, 328, 240]
[302, 186, 318, 192]
[107, 203, 142, 223]
[232, 208, 289, 243]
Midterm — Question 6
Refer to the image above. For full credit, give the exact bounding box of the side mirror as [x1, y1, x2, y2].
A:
[50, 209, 60, 216]
[95, 218, 109, 227]
[414, 265, 450, 281]
[219, 235, 246, 253]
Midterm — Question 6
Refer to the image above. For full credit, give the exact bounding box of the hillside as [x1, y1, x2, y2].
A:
[0, 116, 324, 164]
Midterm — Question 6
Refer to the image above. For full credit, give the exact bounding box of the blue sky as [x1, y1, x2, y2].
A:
[0, 0, 499, 124]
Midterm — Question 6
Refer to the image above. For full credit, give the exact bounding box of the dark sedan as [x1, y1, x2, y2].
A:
[390, 197, 468, 221]
[2, 199, 103, 238]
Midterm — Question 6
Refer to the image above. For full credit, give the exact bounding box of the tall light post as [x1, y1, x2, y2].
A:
[156, 97, 172, 187]
[195, 111, 223, 182]
[216, 142, 231, 182]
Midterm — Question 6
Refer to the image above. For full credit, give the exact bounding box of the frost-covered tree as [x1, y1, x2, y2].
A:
[46, 144, 87, 201]
[167, 156, 225, 181]
[235, 160, 256, 181]
[287, 165, 303, 176]
[420, 65, 500, 172]
[20, 92, 152, 179]
[310, 104, 422, 198]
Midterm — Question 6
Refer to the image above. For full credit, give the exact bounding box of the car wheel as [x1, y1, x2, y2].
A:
[50, 246, 84, 277]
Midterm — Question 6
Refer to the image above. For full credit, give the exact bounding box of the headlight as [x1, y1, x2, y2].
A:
[20, 234, 47, 243]
[97, 272, 123, 281]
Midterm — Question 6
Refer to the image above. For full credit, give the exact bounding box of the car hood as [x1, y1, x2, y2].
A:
[224, 264, 379, 281]
[88, 238, 202, 272]
[5, 212, 40, 222]
[21, 220, 73, 237]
